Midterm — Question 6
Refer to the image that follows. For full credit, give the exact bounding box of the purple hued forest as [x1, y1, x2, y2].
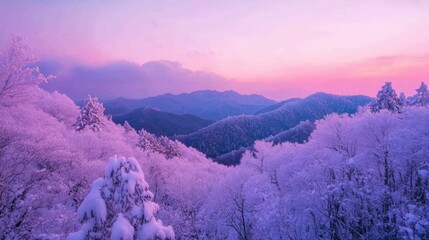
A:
[1, 1, 429, 239]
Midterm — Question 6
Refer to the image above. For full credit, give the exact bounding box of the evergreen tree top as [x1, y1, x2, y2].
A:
[73, 95, 105, 132]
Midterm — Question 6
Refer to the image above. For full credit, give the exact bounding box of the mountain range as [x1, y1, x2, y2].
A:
[175, 93, 372, 161]
[104, 90, 276, 120]
[112, 107, 213, 137]
[39, 61, 374, 164]
[106, 91, 372, 164]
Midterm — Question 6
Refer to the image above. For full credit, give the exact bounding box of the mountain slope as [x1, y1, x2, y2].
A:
[265, 120, 316, 145]
[214, 120, 317, 166]
[104, 90, 276, 120]
[112, 107, 213, 137]
[254, 98, 301, 114]
[175, 93, 372, 159]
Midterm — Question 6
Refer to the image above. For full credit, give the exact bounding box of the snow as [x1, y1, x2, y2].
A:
[69, 156, 174, 239]
[76, 178, 107, 226]
[138, 218, 175, 240]
[66, 222, 94, 240]
[2, 36, 429, 239]
[137, 130, 181, 159]
[111, 213, 134, 240]
[105, 155, 121, 179]
[370, 82, 401, 113]
[73, 95, 105, 132]
[143, 201, 159, 222]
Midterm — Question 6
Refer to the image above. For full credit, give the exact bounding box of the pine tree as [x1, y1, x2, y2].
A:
[370, 82, 401, 113]
[410, 82, 429, 107]
[73, 95, 105, 132]
[68, 155, 174, 240]
[399, 92, 407, 107]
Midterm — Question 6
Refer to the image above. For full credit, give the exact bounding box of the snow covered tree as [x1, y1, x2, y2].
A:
[0, 35, 51, 104]
[137, 129, 160, 152]
[74, 95, 105, 132]
[68, 155, 174, 240]
[158, 136, 181, 159]
[410, 82, 429, 107]
[0, 104, 77, 239]
[137, 130, 181, 159]
[370, 82, 401, 113]
[399, 92, 408, 107]
[123, 121, 135, 134]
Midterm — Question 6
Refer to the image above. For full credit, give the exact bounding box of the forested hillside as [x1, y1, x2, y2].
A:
[176, 93, 372, 159]
[112, 107, 213, 136]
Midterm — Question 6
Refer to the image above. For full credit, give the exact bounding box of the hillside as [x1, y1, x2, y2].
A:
[254, 98, 301, 114]
[104, 90, 276, 120]
[264, 120, 316, 145]
[112, 107, 213, 136]
[213, 120, 316, 166]
[175, 93, 372, 159]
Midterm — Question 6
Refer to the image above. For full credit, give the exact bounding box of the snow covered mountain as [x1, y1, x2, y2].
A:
[175, 93, 372, 160]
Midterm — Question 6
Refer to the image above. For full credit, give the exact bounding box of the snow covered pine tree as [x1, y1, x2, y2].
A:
[68, 155, 174, 240]
[370, 82, 402, 113]
[74, 95, 106, 132]
[410, 82, 429, 107]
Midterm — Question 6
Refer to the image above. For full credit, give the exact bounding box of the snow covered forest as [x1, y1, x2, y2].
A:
[1, 37, 429, 240]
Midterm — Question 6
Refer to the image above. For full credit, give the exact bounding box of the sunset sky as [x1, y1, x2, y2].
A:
[1, 0, 429, 99]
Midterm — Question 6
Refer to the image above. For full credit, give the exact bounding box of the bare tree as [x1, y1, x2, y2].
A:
[0, 35, 51, 105]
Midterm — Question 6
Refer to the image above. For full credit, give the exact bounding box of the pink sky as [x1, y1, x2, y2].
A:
[1, 0, 429, 99]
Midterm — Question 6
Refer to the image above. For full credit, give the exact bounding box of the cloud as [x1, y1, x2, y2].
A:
[39, 59, 231, 100]
[38, 54, 429, 102]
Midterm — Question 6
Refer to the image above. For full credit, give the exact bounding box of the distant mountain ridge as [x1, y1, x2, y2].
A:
[175, 93, 372, 161]
[254, 98, 301, 114]
[112, 107, 213, 137]
[104, 90, 276, 120]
